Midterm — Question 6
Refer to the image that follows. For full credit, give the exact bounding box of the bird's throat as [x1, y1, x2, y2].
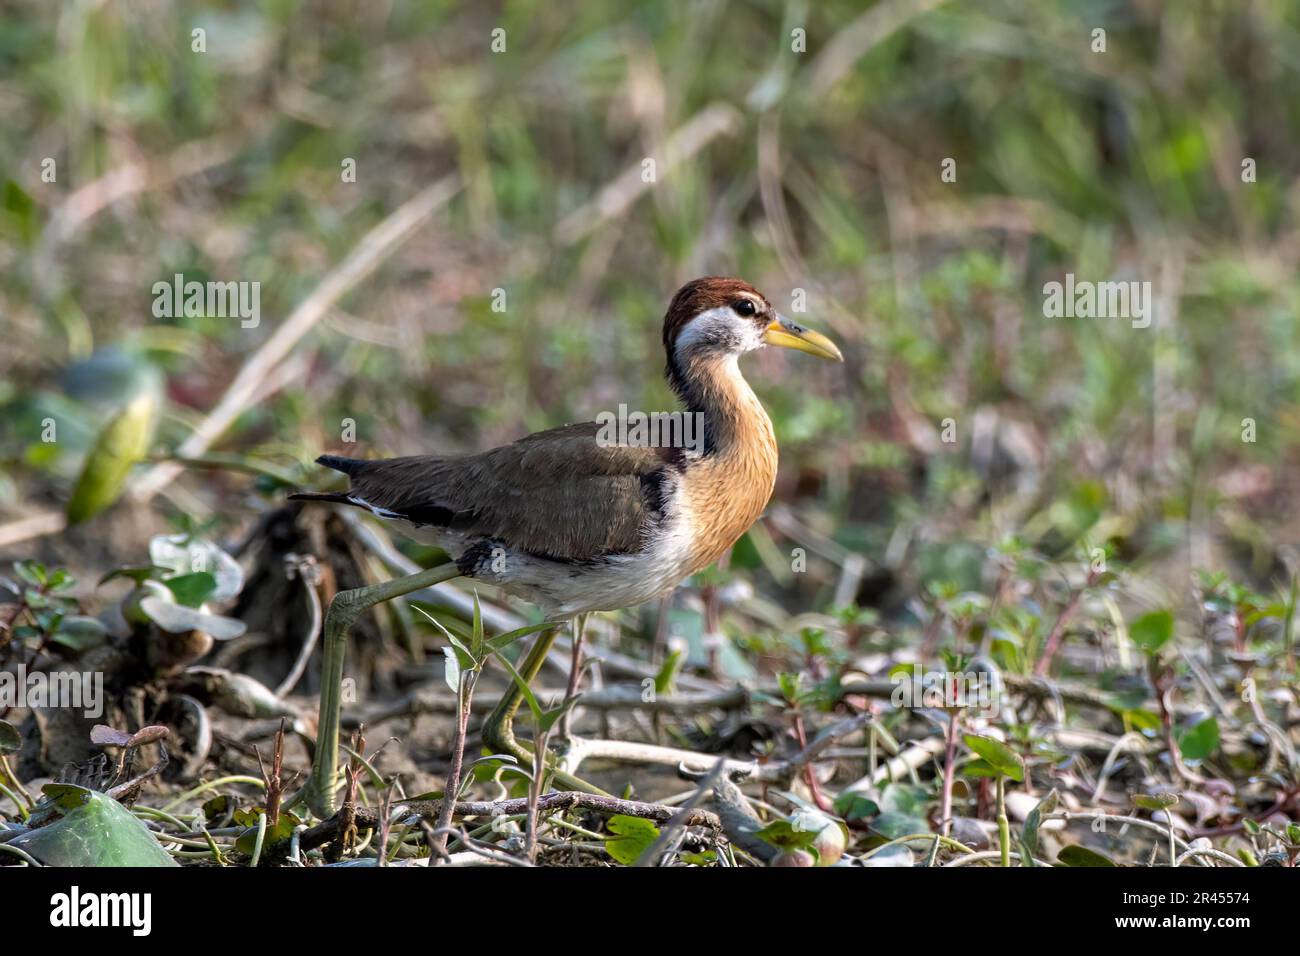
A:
[671, 352, 779, 571]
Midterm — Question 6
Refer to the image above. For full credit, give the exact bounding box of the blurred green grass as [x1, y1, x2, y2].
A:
[2, 0, 1300, 603]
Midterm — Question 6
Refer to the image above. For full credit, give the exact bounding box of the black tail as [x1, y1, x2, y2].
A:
[288, 455, 372, 506]
[316, 454, 368, 476]
[287, 490, 361, 506]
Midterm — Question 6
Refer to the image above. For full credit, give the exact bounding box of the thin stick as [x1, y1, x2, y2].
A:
[554, 104, 740, 245]
[133, 175, 461, 501]
[299, 793, 722, 853]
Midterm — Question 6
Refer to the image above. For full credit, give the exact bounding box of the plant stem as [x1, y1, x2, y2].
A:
[996, 776, 1010, 867]
[482, 627, 608, 795]
[432, 669, 477, 859]
[939, 709, 960, 838]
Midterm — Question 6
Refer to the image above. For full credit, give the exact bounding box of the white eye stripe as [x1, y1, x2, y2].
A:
[674, 306, 764, 353]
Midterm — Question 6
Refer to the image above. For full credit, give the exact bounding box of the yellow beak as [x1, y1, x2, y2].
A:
[762, 316, 844, 362]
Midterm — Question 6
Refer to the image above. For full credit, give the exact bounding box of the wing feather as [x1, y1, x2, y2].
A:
[342, 422, 679, 561]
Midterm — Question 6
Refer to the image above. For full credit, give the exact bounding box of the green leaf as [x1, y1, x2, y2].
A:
[1129, 609, 1175, 655]
[964, 733, 1024, 781]
[51, 615, 110, 651]
[3, 178, 37, 245]
[148, 535, 244, 600]
[756, 818, 821, 852]
[67, 389, 158, 525]
[494, 646, 542, 723]
[1057, 844, 1116, 867]
[162, 571, 218, 608]
[878, 782, 929, 816]
[1022, 788, 1059, 858]
[833, 790, 879, 822]
[678, 850, 716, 866]
[654, 645, 684, 695]
[46, 569, 73, 591]
[41, 783, 94, 811]
[1176, 717, 1220, 762]
[960, 760, 1002, 782]
[10, 788, 177, 866]
[869, 811, 931, 840]
[484, 621, 552, 655]
[0, 719, 20, 754]
[13, 559, 45, 586]
[1119, 708, 1162, 733]
[1133, 792, 1179, 811]
[235, 812, 300, 857]
[777, 671, 803, 702]
[411, 603, 476, 667]
[605, 814, 659, 865]
[537, 697, 578, 733]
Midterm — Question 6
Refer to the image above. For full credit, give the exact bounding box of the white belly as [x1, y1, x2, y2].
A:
[382, 503, 698, 619]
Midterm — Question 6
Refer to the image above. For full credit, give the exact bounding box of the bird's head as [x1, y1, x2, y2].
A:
[662, 277, 844, 378]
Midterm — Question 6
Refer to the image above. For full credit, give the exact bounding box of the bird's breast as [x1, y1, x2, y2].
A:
[679, 428, 778, 573]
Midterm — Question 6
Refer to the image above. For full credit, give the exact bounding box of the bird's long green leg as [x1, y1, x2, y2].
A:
[482, 626, 608, 796]
[307, 561, 462, 818]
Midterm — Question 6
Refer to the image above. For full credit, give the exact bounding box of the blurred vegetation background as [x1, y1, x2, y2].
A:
[2, 0, 1300, 623]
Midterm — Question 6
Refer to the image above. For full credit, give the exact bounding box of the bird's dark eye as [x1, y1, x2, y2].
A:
[733, 299, 757, 317]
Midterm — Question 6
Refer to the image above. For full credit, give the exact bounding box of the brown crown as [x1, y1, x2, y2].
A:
[662, 277, 769, 354]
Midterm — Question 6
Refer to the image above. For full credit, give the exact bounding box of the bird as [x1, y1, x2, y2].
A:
[291, 276, 842, 619]
[293, 276, 843, 807]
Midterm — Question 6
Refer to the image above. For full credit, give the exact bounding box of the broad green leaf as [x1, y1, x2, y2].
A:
[964, 734, 1024, 781]
[833, 790, 879, 822]
[235, 812, 301, 857]
[10, 787, 177, 866]
[1057, 844, 1116, 867]
[67, 389, 158, 525]
[41, 783, 94, 811]
[51, 615, 110, 651]
[756, 818, 820, 853]
[606, 814, 659, 865]
[14, 559, 46, 586]
[1129, 609, 1175, 655]
[962, 757, 999, 778]
[869, 811, 931, 840]
[1176, 717, 1220, 762]
[162, 571, 218, 608]
[878, 782, 929, 815]
[148, 535, 243, 600]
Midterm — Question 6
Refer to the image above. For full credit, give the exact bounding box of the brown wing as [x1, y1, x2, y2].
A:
[343, 422, 679, 561]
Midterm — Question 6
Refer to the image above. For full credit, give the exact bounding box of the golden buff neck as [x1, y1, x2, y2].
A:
[675, 353, 779, 571]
